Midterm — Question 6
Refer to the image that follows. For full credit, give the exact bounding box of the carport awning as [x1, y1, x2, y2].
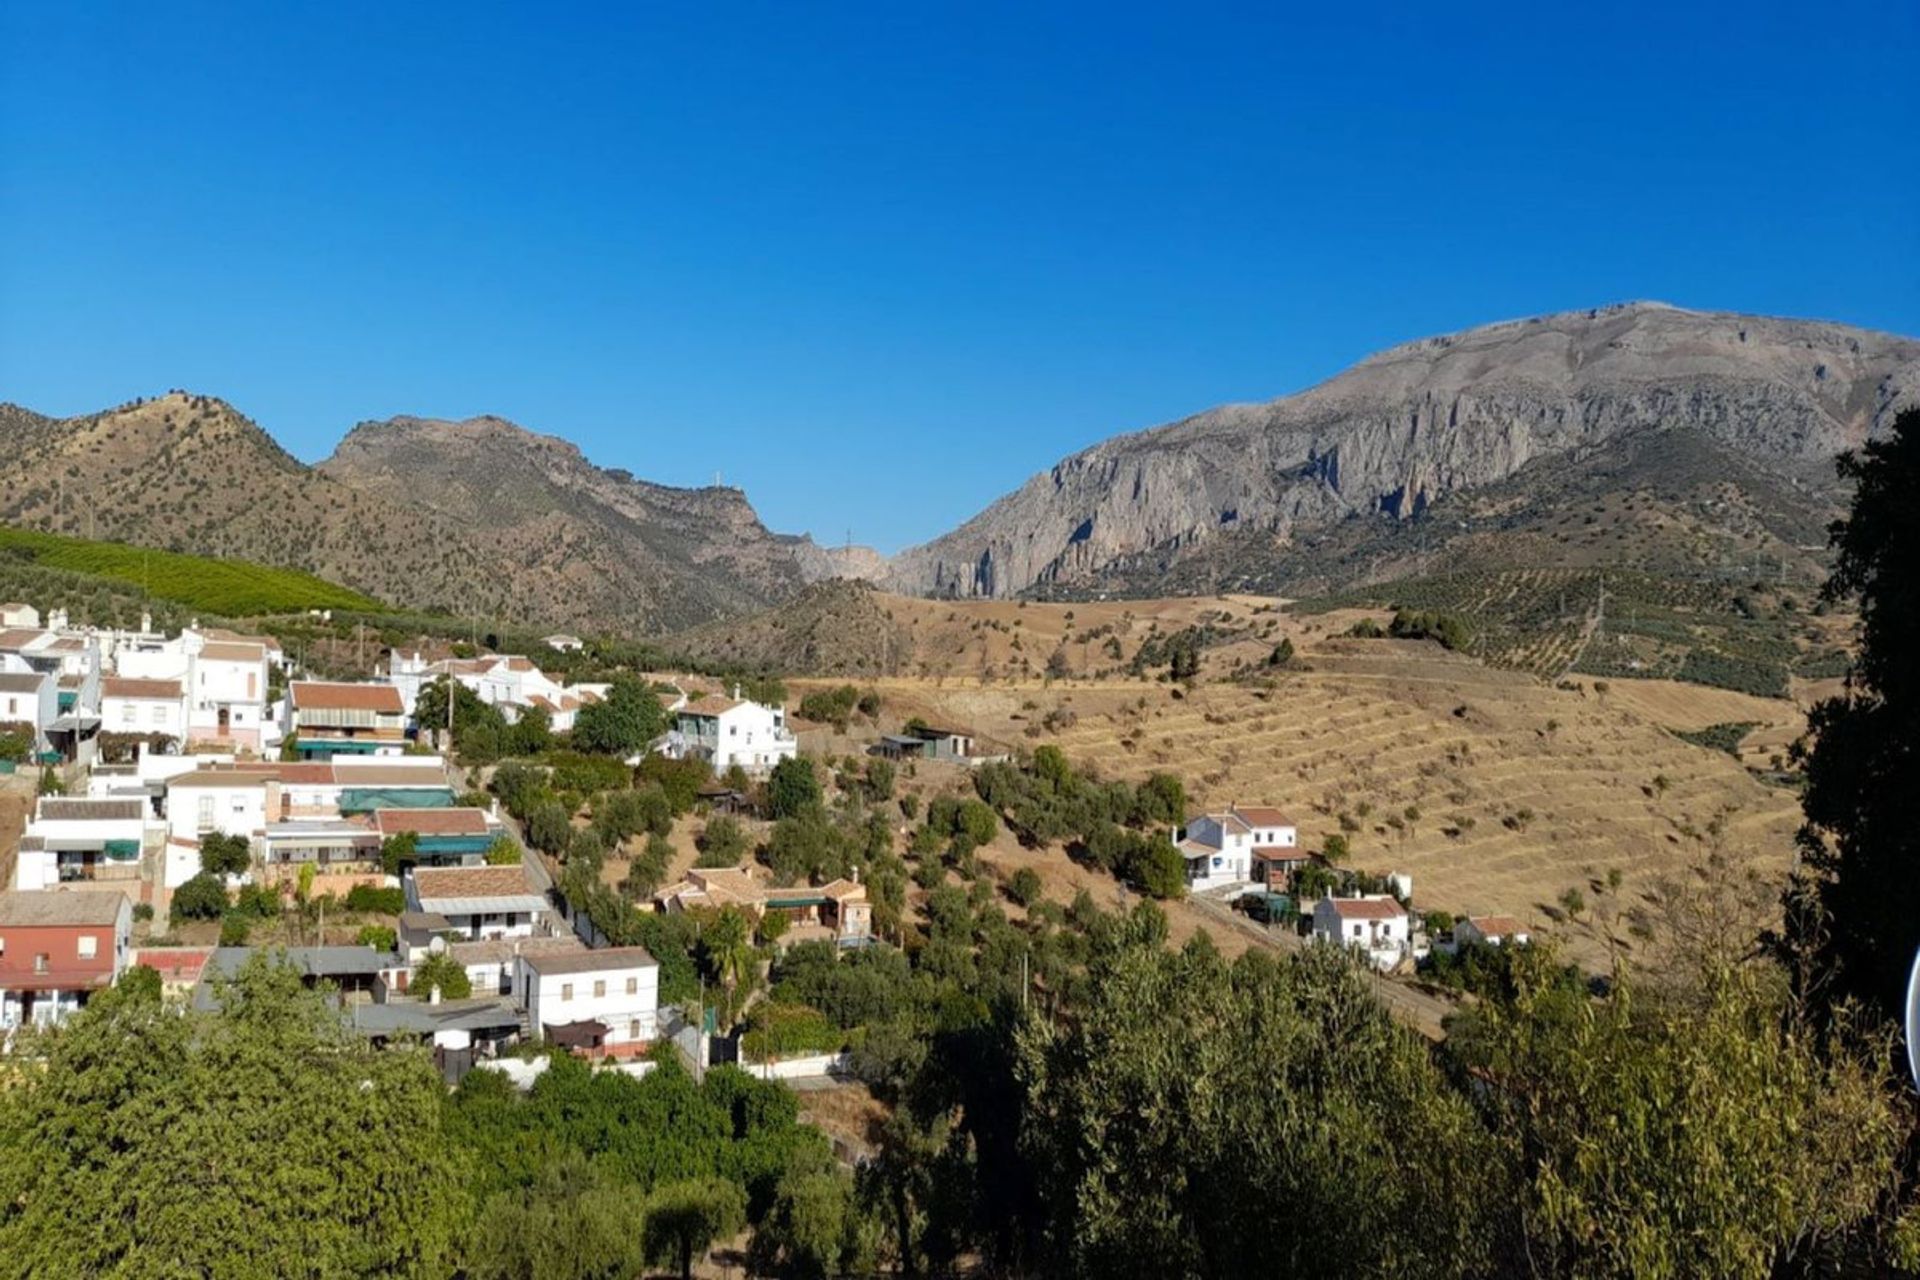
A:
[338, 787, 456, 814]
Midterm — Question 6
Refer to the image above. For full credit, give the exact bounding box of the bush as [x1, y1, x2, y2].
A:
[355, 924, 398, 951]
[218, 911, 250, 946]
[344, 884, 405, 916]
[1007, 866, 1044, 907]
[797, 685, 860, 731]
[414, 951, 472, 1000]
[233, 883, 280, 919]
[768, 757, 822, 820]
[484, 835, 523, 865]
[132, 902, 154, 923]
[740, 1002, 845, 1062]
[170, 873, 228, 922]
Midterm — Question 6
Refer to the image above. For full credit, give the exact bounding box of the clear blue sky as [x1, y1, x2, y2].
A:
[3, 3, 1915, 552]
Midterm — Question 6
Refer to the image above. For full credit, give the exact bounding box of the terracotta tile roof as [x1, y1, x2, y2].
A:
[199, 641, 266, 663]
[291, 681, 404, 713]
[1468, 915, 1528, 937]
[411, 864, 535, 901]
[0, 628, 46, 650]
[1323, 896, 1406, 922]
[272, 763, 340, 785]
[1231, 805, 1296, 829]
[374, 808, 490, 837]
[0, 671, 47, 693]
[136, 947, 213, 983]
[681, 694, 743, 716]
[202, 628, 281, 652]
[104, 676, 183, 700]
[169, 769, 272, 789]
[0, 888, 129, 926]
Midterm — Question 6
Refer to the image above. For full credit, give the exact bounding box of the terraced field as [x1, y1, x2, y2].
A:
[843, 634, 1805, 970]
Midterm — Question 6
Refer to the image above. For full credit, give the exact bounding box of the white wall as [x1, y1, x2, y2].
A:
[517, 958, 660, 1046]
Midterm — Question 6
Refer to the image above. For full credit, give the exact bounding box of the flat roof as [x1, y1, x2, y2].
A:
[520, 945, 657, 976]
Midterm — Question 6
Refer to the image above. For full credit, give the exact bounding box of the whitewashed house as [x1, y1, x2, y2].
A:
[515, 946, 660, 1057]
[388, 651, 602, 734]
[14, 797, 156, 892]
[161, 770, 270, 888]
[1311, 895, 1412, 971]
[0, 669, 57, 754]
[1175, 804, 1297, 893]
[115, 628, 271, 752]
[101, 676, 187, 746]
[0, 603, 41, 629]
[653, 690, 797, 775]
[406, 864, 550, 942]
[1455, 915, 1530, 949]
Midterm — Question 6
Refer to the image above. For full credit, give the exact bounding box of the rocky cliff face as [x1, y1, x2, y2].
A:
[884, 303, 1920, 598]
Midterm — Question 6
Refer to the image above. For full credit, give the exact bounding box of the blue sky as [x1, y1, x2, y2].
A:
[2, 3, 1915, 552]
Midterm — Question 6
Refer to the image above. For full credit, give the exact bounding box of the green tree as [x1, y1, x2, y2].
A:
[696, 814, 750, 867]
[1785, 407, 1920, 1020]
[644, 1177, 747, 1280]
[1007, 866, 1044, 908]
[0, 953, 463, 1277]
[484, 835, 523, 865]
[198, 831, 252, 878]
[1456, 959, 1902, 1276]
[466, 1154, 646, 1280]
[750, 1150, 872, 1280]
[169, 872, 228, 921]
[768, 756, 823, 820]
[413, 951, 472, 1000]
[1018, 942, 1497, 1278]
[380, 830, 420, 876]
[571, 675, 667, 756]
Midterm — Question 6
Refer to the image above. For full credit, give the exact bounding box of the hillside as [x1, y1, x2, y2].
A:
[0, 393, 806, 634]
[0, 526, 379, 617]
[885, 303, 1920, 600]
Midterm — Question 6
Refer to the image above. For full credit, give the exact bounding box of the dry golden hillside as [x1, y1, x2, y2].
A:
[796, 597, 1811, 969]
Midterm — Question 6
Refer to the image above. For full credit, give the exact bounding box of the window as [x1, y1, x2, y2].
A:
[560, 983, 573, 1002]
[629, 1019, 641, 1040]
[0, 936, 6, 957]
[119, 703, 136, 725]
[77, 935, 96, 959]
[196, 796, 215, 832]
[33, 953, 49, 974]
[150, 705, 167, 726]
[593, 980, 606, 998]
[625, 976, 637, 995]
[1351, 924, 1362, 939]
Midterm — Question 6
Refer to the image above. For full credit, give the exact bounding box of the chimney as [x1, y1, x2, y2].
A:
[429, 983, 442, 1006]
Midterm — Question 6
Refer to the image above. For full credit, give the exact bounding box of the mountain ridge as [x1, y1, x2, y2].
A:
[882, 302, 1920, 599]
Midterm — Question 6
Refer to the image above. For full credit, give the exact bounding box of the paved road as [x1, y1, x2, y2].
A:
[1184, 892, 1455, 1041]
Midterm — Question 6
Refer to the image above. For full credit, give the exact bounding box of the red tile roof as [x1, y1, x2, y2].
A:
[199, 641, 266, 663]
[1231, 805, 1296, 829]
[374, 808, 490, 837]
[291, 681, 404, 713]
[411, 864, 535, 901]
[1468, 915, 1527, 938]
[104, 676, 183, 700]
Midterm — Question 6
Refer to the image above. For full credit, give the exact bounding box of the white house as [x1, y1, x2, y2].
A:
[515, 946, 660, 1057]
[389, 651, 602, 733]
[101, 676, 187, 745]
[1176, 804, 1298, 893]
[0, 603, 41, 629]
[115, 628, 271, 752]
[543, 634, 584, 653]
[1311, 895, 1412, 971]
[406, 864, 550, 942]
[653, 691, 797, 775]
[161, 769, 271, 888]
[14, 797, 156, 891]
[0, 668, 57, 754]
[284, 682, 408, 759]
[1455, 915, 1531, 949]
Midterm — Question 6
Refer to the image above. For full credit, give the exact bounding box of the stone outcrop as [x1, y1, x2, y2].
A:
[884, 303, 1920, 598]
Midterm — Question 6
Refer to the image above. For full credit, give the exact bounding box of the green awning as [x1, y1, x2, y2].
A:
[103, 839, 141, 861]
[338, 787, 456, 814]
[57, 691, 77, 712]
[766, 895, 828, 909]
[299, 740, 383, 757]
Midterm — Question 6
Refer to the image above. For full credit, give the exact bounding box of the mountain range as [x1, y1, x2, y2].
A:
[2, 301, 1914, 634]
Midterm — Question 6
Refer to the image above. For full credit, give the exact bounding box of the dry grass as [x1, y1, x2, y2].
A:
[800, 599, 1811, 971]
